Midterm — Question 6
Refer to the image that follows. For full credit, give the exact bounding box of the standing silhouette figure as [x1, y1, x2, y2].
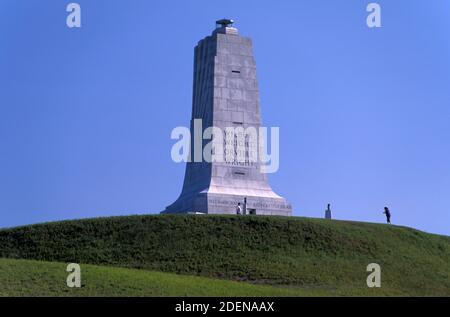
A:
[383, 207, 391, 224]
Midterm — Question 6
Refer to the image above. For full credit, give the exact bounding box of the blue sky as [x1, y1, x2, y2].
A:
[0, 0, 449, 235]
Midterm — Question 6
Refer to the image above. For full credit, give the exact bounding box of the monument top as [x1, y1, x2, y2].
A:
[214, 18, 238, 35]
[215, 19, 234, 28]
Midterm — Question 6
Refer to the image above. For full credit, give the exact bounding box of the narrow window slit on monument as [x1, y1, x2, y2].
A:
[232, 121, 243, 125]
[232, 70, 241, 73]
[234, 172, 246, 175]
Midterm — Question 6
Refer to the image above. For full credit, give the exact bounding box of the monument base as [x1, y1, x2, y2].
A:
[163, 191, 292, 216]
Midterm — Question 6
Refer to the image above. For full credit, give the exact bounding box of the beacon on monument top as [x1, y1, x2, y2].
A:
[214, 18, 238, 35]
[215, 19, 234, 28]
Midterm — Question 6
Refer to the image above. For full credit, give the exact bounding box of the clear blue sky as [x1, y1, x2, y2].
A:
[0, 0, 449, 235]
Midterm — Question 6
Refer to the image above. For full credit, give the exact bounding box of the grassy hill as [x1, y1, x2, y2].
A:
[0, 258, 309, 296]
[0, 215, 449, 296]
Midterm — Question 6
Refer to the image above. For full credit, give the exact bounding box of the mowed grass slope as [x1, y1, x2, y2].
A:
[0, 258, 308, 297]
[0, 215, 449, 296]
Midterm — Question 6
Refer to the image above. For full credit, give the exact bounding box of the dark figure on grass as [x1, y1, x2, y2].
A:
[383, 207, 391, 224]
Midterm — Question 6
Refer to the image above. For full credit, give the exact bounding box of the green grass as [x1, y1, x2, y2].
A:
[0, 215, 449, 296]
[0, 258, 412, 296]
[0, 258, 306, 296]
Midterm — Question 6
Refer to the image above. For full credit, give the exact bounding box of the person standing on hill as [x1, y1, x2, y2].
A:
[383, 207, 391, 224]
[236, 202, 242, 215]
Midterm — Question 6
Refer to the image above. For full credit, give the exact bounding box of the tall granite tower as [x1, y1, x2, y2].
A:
[163, 20, 292, 216]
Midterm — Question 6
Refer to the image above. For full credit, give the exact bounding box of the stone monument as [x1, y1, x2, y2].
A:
[163, 19, 292, 216]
